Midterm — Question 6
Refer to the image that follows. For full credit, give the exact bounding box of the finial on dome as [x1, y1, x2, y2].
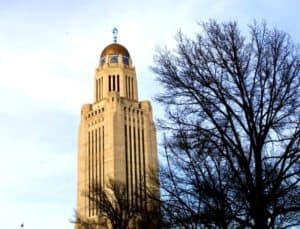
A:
[112, 27, 118, 43]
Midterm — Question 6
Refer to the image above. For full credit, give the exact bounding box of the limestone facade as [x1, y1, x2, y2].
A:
[76, 43, 159, 222]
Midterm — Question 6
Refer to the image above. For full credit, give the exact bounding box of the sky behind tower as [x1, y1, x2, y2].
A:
[0, 0, 299, 228]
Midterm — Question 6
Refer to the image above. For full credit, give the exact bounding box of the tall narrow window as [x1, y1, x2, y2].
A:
[125, 76, 128, 97]
[128, 77, 131, 99]
[109, 75, 111, 91]
[88, 131, 91, 216]
[131, 78, 134, 100]
[113, 75, 115, 91]
[99, 79, 101, 100]
[91, 130, 94, 215]
[138, 125, 142, 208]
[129, 124, 133, 207]
[98, 127, 101, 215]
[102, 126, 105, 200]
[142, 128, 146, 208]
[133, 125, 138, 208]
[96, 79, 98, 101]
[101, 77, 103, 99]
[125, 123, 129, 202]
[98, 79, 101, 101]
[95, 128, 98, 215]
[100, 79, 102, 100]
[117, 75, 120, 92]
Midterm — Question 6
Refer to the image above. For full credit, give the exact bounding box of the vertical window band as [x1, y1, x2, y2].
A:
[113, 75, 115, 91]
[117, 75, 120, 92]
[109, 75, 111, 91]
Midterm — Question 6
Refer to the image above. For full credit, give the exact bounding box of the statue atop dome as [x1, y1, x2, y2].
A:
[112, 27, 118, 43]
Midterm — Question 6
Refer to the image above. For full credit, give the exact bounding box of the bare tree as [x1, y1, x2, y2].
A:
[72, 179, 160, 229]
[153, 21, 300, 228]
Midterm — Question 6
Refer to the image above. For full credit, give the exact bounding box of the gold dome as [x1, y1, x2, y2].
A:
[100, 43, 130, 57]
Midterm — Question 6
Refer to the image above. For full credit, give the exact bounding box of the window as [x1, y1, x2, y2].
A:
[113, 75, 115, 91]
[110, 55, 118, 63]
[123, 56, 129, 65]
[109, 75, 111, 91]
[100, 57, 106, 65]
[117, 75, 120, 91]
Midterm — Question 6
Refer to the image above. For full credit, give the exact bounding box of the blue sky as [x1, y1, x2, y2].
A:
[0, 0, 299, 228]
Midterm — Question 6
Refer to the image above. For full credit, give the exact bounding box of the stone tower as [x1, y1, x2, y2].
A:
[76, 37, 159, 225]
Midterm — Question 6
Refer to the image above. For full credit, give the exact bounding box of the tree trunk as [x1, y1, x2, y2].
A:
[254, 148, 268, 229]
